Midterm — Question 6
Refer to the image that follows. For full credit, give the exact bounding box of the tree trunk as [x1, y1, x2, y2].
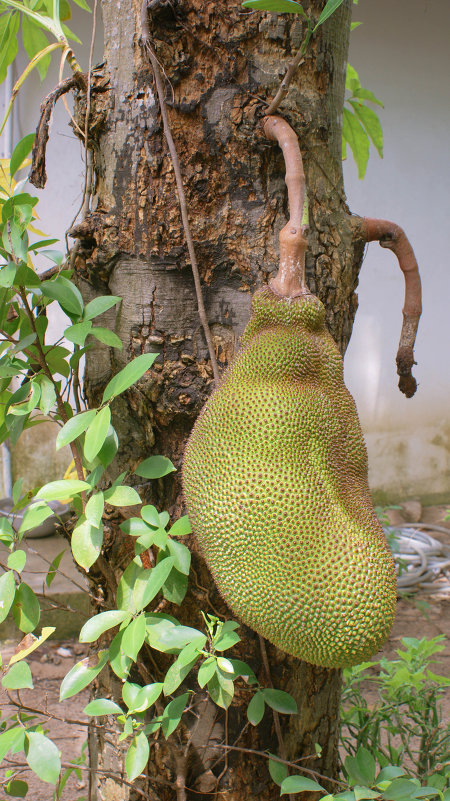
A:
[71, 0, 367, 798]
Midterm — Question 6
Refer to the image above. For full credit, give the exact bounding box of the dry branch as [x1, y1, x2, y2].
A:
[29, 73, 86, 189]
[360, 217, 422, 398]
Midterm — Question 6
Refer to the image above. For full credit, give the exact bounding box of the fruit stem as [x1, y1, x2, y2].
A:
[361, 217, 422, 398]
[263, 115, 308, 298]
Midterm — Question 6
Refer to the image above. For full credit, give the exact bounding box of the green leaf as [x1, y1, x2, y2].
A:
[129, 682, 163, 713]
[167, 539, 191, 575]
[198, 657, 217, 688]
[108, 629, 132, 680]
[349, 100, 383, 157]
[342, 106, 370, 178]
[134, 455, 176, 479]
[141, 504, 160, 527]
[0, 570, 16, 624]
[18, 502, 53, 534]
[376, 768, 406, 785]
[102, 353, 157, 402]
[354, 747, 376, 787]
[1, 660, 33, 689]
[59, 650, 108, 700]
[268, 755, 288, 786]
[207, 667, 234, 709]
[56, 410, 97, 450]
[25, 732, 61, 784]
[346, 63, 361, 93]
[7, 549, 26, 572]
[247, 691, 265, 725]
[0, 13, 19, 87]
[40, 276, 84, 317]
[146, 618, 203, 653]
[4, 778, 28, 796]
[95, 425, 119, 468]
[281, 776, 325, 794]
[64, 320, 92, 345]
[121, 516, 153, 537]
[84, 406, 111, 463]
[122, 681, 142, 710]
[262, 688, 297, 715]
[352, 86, 383, 106]
[0, 726, 23, 763]
[22, 14, 50, 79]
[104, 484, 141, 507]
[216, 656, 234, 673]
[139, 557, 174, 610]
[71, 0, 92, 11]
[116, 559, 147, 612]
[79, 609, 130, 642]
[12, 582, 40, 633]
[162, 567, 188, 605]
[169, 515, 191, 537]
[214, 623, 241, 651]
[242, 0, 306, 16]
[353, 789, 381, 800]
[83, 492, 103, 528]
[84, 295, 121, 320]
[159, 511, 170, 528]
[83, 698, 123, 716]
[117, 557, 173, 613]
[46, 549, 65, 587]
[36, 479, 91, 500]
[228, 659, 257, 684]
[163, 641, 204, 695]
[121, 613, 146, 661]
[71, 519, 103, 570]
[125, 731, 149, 781]
[36, 374, 56, 414]
[10, 134, 35, 180]
[90, 326, 122, 348]
[161, 693, 189, 739]
[315, 0, 345, 28]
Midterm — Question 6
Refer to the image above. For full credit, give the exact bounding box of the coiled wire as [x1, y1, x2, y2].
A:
[385, 524, 450, 596]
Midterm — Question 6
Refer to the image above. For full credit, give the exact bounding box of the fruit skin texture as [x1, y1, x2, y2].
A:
[182, 286, 397, 668]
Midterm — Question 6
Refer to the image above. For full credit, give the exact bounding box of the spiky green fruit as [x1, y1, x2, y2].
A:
[182, 287, 396, 668]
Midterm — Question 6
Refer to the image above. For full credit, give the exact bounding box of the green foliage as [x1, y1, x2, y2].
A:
[343, 64, 384, 178]
[340, 637, 450, 789]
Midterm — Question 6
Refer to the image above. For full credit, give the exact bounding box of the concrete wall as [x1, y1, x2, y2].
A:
[343, 0, 450, 502]
[1, 0, 449, 502]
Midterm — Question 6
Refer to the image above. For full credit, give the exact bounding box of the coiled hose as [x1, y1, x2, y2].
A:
[385, 524, 450, 596]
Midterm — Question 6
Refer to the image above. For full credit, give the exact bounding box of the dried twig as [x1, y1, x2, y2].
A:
[140, 0, 220, 386]
[29, 74, 86, 188]
[360, 217, 422, 398]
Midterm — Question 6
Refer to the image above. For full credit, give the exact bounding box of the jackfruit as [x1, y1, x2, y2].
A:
[182, 286, 397, 668]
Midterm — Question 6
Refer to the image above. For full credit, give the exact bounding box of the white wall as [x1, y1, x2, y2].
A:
[343, 0, 450, 502]
[1, 1, 448, 502]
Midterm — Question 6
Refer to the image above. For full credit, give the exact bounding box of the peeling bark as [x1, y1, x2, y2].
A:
[70, 1, 372, 799]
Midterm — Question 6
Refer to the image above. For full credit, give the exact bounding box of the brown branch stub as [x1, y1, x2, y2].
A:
[29, 73, 86, 189]
[361, 217, 422, 398]
[263, 116, 308, 298]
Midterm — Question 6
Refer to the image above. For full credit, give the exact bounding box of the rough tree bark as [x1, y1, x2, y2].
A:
[69, 0, 369, 798]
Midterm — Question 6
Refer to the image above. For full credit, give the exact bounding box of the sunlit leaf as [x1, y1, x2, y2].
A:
[102, 353, 157, 402]
[59, 650, 108, 700]
[25, 732, 61, 784]
[134, 455, 176, 479]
